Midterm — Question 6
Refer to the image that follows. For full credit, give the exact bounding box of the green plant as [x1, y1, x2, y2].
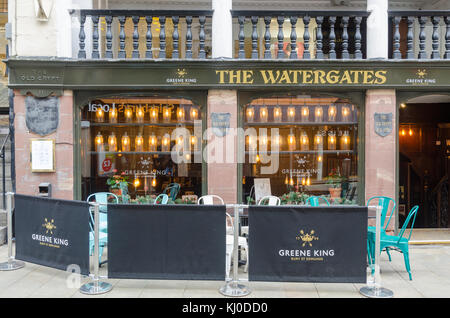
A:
[280, 192, 310, 205]
[324, 169, 345, 188]
[246, 196, 255, 205]
[174, 197, 196, 204]
[106, 175, 129, 190]
[330, 197, 357, 205]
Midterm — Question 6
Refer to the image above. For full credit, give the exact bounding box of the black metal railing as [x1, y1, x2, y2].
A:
[0, 132, 9, 209]
[75, 10, 213, 59]
[231, 11, 369, 60]
[389, 11, 450, 59]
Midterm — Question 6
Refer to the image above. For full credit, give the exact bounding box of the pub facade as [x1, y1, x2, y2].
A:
[6, 0, 450, 233]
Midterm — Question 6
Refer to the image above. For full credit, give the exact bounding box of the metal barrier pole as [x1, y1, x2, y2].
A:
[0, 192, 25, 271]
[360, 205, 393, 298]
[219, 204, 251, 297]
[79, 202, 112, 295]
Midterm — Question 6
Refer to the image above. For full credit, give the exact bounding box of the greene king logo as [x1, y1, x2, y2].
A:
[296, 229, 319, 247]
[42, 218, 56, 234]
[32, 217, 69, 248]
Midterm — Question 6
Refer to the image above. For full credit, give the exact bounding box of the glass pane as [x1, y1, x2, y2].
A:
[242, 95, 359, 205]
[81, 96, 203, 204]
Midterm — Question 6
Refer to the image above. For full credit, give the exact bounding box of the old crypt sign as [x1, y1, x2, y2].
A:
[25, 96, 59, 136]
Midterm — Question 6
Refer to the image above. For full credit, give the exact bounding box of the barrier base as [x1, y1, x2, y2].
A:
[0, 260, 25, 271]
[79, 280, 113, 295]
[359, 286, 394, 298]
[219, 282, 251, 297]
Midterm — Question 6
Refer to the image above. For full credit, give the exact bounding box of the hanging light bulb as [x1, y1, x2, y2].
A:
[151, 177, 157, 187]
[163, 106, 171, 122]
[124, 107, 133, 122]
[259, 135, 268, 147]
[288, 133, 296, 151]
[341, 105, 350, 122]
[317, 155, 323, 162]
[315, 106, 323, 122]
[328, 131, 336, 150]
[272, 134, 282, 148]
[273, 107, 282, 122]
[150, 106, 159, 123]
[284, 175, 289, 185]
[95, 132, 104, 152]
[177, 107, 185, 121]
[136, 106, 145, 123]
[161, 134, 170, 152]
[328, 105, 337, 122]
[288, 106, 296, 122]
[259, 106, 268, 123]
[302, 177, 306, 186]
[96, 107, 105, 123]
[340, 131, 350, 150]
[149, 134, 157, 152]
[134, 177, 140, 188]
[289, 176, 294, 186]
[109, 107, 118, 123]
[108, 132, 117, 152]
[121, 132, 131, 152]
[300, 131, 309, 151]
[246, 107, 254, 122]
[256, 154, 260, 163]
[401, 128, 406, 136]
[314, 132, 323, 150]
[135, 134, 144, 152]
[306, 176, 311, 186]
[300, 106, 309, 122]
[409, 127, 413, 136]
[190, 107, 198, 120]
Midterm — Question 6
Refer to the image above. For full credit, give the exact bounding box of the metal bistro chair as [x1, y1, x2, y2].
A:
[366, 196, 396, 265]
[305, 196, 331, 206]
[368, 205, 419, 281]
[86, 192, 119, 265]
[163, 183, 180, 201]
[257, 195, 281, 206]
[154, 193, 169, 204]
[197, 195, 249, 277]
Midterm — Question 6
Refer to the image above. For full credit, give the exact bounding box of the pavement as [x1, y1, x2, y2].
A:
[0, 229, 449, 298]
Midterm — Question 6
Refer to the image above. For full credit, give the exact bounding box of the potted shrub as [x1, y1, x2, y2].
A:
[106, 175, 129, 197]
[324, 169, 344, 200]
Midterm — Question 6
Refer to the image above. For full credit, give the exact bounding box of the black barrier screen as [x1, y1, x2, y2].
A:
[14, 194, 90, 275]
[248, 205, 367, 283]
[107, 204, 226, 280]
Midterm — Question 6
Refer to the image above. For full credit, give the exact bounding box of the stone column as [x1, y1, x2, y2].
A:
[206, 90, 237, 204]
[14, 90, 74, 200]
[211, 0, 233, 58]
[365, 90, 396, 233]
[367, 0, 388, 59]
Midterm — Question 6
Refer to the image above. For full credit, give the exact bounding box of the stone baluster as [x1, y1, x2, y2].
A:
[78, 14, 86, 59]
[91, 15, 100, 59]
[277, 16, 285, 59]
[118, 16, 126, 58]
[132, 16, 140, 58]
[289, 16, 298, 59]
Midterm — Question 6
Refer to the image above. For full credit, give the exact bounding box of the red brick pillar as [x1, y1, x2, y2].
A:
[206, 89, 238, 204]
[14, 90, 74, 200]
[365, 89, 396, 232]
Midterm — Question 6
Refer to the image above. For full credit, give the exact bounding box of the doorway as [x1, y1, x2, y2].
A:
[399, 98, 450, 229]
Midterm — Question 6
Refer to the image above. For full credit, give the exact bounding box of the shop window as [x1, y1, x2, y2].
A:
[80, 97, 203, 204]
[242, 95, 359, 205]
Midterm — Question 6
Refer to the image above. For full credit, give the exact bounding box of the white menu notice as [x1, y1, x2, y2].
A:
[31, 139, 55, 172]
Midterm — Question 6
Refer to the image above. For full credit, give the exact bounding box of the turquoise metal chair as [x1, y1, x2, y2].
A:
[368, 205, 419, 280]
[86, 192, 119, 233]
[154, 193, 169, 204]
[366, 196, 396, 265]
[88, 207, 108, 264]
[162, 183, 180, 201]
[87, 192, 118, 265]
[305, 196, 330, 206]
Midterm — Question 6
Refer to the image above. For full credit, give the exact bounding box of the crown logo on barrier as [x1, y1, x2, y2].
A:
[42, 218, 56, 235]
[416, 69, 427, 79]
[177, 68, 187, 78]
[296, 229, 319, 247]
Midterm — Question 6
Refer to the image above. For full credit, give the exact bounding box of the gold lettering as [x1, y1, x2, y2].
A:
[279, 70, 292, 84]
[314, 70, 327, 84]
[302, 70, 314, 84]
[289, 70, 300, 83]
[374, 70, 387, 84]
[326, 70, 340, 84]
[229, 70, 241, 84]
[363, 71, 375, 84]
[350, 70, 363, 83]
[339, 70, 353, 84]
[216, 70, 228, 84]
[242, 70, 254, 84]
[260, 70, 280, 84]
